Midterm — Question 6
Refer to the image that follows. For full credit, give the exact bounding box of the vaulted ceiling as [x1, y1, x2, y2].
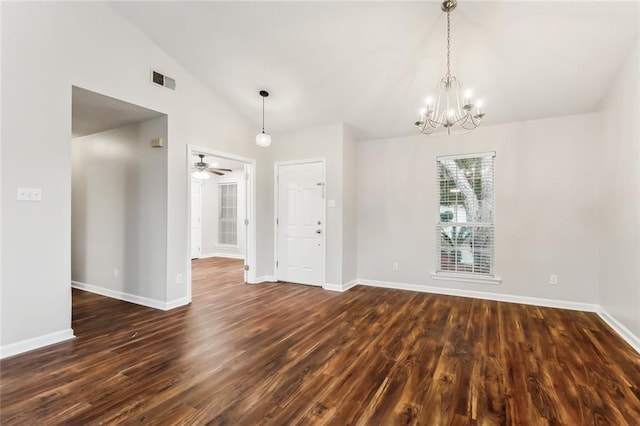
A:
[110, 1, 639, 141]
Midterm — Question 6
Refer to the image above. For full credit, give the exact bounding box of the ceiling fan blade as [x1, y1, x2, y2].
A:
[211, 168, 233, 172]
[210, 170, 225, 176]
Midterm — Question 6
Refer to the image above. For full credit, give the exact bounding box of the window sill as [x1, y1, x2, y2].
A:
[431, 272, 501, 285]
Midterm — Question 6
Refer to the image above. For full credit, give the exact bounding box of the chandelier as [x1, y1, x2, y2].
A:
[415, 0, 485, 136]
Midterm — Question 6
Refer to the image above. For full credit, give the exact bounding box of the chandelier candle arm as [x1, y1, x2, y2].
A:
[415, 0, 485, 136]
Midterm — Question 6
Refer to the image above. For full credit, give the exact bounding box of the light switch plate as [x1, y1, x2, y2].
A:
[17, 188, 42, 201]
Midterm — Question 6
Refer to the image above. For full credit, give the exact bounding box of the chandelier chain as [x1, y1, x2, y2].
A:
[446, 10, 451, 78]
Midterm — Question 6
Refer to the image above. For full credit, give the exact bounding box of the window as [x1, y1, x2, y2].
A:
[218, 183, 238, 246]
[437, 152, 495, 277]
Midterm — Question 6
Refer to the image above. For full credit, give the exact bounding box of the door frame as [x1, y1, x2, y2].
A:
[186, 145, 257, 302]
[273, 158, 326, 285]
[190, 178, 203, 259]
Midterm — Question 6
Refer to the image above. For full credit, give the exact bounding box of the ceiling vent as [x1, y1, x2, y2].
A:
[151, 69, 176, 90]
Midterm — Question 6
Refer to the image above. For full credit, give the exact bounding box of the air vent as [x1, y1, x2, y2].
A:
[151, 69, 176, 90]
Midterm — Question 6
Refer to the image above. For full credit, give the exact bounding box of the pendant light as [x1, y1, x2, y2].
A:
[256, 90, 272, 147]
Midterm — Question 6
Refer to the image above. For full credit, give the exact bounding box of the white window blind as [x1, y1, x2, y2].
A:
[218, 183, 238, 246]
[437, 152, 495, 276]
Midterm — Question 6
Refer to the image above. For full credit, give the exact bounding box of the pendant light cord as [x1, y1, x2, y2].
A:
[262, 96, 265, 133]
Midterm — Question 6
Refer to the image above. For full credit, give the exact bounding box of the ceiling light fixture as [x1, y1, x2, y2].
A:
[415, 0, 485, 136]
[256, 90, 272, 147]
[192, 170, 210, 180]
[192, 154, 211, 180]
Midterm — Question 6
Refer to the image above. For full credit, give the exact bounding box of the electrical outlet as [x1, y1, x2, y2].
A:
[177, 274, 183, 284]
[392, 262, 399, 271]
[550, 274, 558, 285]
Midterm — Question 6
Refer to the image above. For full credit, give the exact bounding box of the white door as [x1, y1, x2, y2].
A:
[191, 179, 202, 259]
[276, 161, 324, 286]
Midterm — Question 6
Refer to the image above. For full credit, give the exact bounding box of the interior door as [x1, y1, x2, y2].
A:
[276, 161, 324, 286]
[191, 179, 202, 259]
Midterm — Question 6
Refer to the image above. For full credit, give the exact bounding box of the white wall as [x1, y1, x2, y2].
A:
[72, 117, 168, 301]
[599, 37, 640, 340]
[357, 113, 602, 304]
[1, 2, 259, 352]
[342, 125, 358, 284]
[201, 170, 246, 258]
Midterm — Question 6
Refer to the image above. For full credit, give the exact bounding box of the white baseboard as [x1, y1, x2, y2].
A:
[252, 275, 276, 284]
[199, 252, 245, 260]
[343, 279, 358, 291]
[0, 328, 75, 359]
[72, 281, 185, 311]
[357, 279, 599, 312]
[323, 279, 358, 292]
[322, 283, 343, 292]
[597, 307, 640, 354]
[166, 297, 191, 310]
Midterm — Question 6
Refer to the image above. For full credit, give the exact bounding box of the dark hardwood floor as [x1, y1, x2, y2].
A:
[1, 257, 639, 424]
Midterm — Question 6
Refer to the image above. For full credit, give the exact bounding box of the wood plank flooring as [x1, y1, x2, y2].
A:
[1, 257, 639, 424]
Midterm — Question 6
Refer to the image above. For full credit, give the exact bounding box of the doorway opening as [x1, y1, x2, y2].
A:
[187, 145, 256, 300]
[71, 86, 168, 312]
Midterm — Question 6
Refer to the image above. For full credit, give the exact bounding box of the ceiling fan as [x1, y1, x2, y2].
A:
[192, 154, 233, 178]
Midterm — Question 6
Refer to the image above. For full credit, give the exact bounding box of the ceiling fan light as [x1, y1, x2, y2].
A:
[256, 131, 271, 147]
[192, 170, 210, 180]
